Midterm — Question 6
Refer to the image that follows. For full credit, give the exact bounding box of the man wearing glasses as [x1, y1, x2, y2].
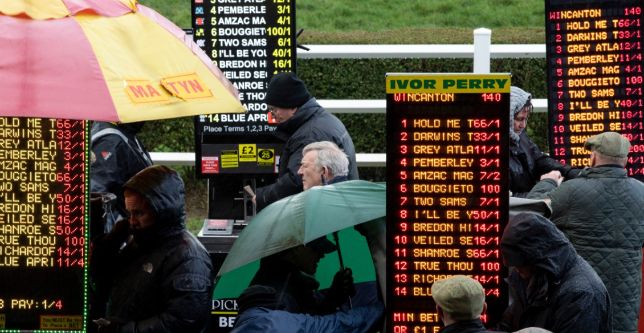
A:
[253, 72, 358, 210]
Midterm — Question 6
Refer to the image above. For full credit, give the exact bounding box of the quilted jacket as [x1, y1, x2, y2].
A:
[499, 213, 612, 333]
[529, 166, 644, 333]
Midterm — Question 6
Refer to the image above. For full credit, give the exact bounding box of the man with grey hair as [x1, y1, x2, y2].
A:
[528, 131, 644, 333]
[299, 141, 388, 308]
[298, 141, 350, 190]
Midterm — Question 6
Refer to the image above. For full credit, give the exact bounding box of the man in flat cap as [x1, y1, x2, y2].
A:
[431, 275, 489, 332]
[252, 72, 358, 210]
[528, 131, 644, 333]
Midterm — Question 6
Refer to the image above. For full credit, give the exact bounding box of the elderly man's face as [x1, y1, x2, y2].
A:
[124, 190, 155, 231]
[298, 150, 322, 190]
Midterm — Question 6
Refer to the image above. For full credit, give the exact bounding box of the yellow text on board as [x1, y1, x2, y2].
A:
[386, 74, 510, 93]
[238, 144, 257, 162]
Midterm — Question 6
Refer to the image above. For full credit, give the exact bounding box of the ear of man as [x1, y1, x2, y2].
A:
[321, 166, 328, 185]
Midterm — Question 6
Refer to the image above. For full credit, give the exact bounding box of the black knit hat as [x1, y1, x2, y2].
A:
[264, 72, 312, 108]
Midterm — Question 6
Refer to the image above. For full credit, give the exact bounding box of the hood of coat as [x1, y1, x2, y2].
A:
[501, 213, 576, 280]
[509, 86, 531, 144]
[124, 165, 186, 229]
[275, 98, 320, 139]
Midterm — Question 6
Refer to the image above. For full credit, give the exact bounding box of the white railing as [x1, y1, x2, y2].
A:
[296, 43, 545, 59]
[151, 29, 548, 167]
[151, 152, 388, 167]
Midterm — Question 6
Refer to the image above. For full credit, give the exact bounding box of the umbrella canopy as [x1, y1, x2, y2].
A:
[217, 180, 386, 277]
[214, 227, 376, 299]
[0, 0, 244, 122]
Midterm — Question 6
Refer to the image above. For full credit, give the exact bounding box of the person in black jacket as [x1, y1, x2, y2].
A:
[253, 72, 358, 210]
[90, 121, 152, 228]
[498, 213, 611, 333]
[508, 87, 579, 197]
[91, 165, 214, 333]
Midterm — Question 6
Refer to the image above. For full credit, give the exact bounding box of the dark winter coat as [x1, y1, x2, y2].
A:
[233, 278, 383, 333]
[439, 319, 490, 333]
[509, 131, 577, 197]
[247, 257, 338, 315]
[90, 121, 152, 219]
[255, 98, 358, 210]
[91, 166, 214, 333]
[499, 213, 612, 333]
[231, 304, 383, 333]
[529, 166, 644, 333]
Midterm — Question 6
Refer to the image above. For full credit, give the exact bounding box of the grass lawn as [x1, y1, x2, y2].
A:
[140, 0, 546, 43]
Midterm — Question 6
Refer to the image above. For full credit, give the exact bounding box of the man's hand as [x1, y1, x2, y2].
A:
[94, 318, 120, 333]
[540, 170, 563, 186]
[330, 268, 356, 299]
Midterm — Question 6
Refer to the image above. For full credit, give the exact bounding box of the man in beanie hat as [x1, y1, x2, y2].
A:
[431, 275, 489, 332]
[499, 213, 612, 333]
[508, 86, 580, 197]
[253, 72, 358, 210]
[91, 165, 214, 333]
[527, 132, 644, 333]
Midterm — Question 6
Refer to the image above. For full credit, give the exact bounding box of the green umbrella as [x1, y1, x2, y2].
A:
[216, 180, 386, 277]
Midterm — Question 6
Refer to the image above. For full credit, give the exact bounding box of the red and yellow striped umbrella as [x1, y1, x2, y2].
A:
[0, 0, 245, 122]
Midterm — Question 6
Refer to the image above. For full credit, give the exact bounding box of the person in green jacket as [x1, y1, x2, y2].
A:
[528, 132, 644, 333]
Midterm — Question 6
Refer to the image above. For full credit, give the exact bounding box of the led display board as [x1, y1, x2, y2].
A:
[386, 74, 510, 333]
[546, 0, 644, 180]
[0, 117, 88, 331]
[191, 0, 296, 176]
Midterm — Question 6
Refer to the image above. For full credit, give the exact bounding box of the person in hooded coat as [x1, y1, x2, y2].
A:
[91, 165, 214, 333]
[498, 213, 611, 333]
[508, 87, 579, 197]
[253, 72, 358, 210]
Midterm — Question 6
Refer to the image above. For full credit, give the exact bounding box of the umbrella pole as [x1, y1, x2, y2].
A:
[332, 231, 345, 269]
[332, 231, 352, 309]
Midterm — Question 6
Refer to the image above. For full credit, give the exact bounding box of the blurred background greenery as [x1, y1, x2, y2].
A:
[136, 0, 549, 233]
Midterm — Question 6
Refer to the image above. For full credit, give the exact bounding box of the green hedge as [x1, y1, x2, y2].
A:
[139, 57, 551, 182]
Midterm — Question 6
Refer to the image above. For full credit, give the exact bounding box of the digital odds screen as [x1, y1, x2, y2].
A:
[191, 0, 296, 176]
[386, 74, 510, 333]
[0, 117, 89, 331]
[546, 0, 644, 180]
